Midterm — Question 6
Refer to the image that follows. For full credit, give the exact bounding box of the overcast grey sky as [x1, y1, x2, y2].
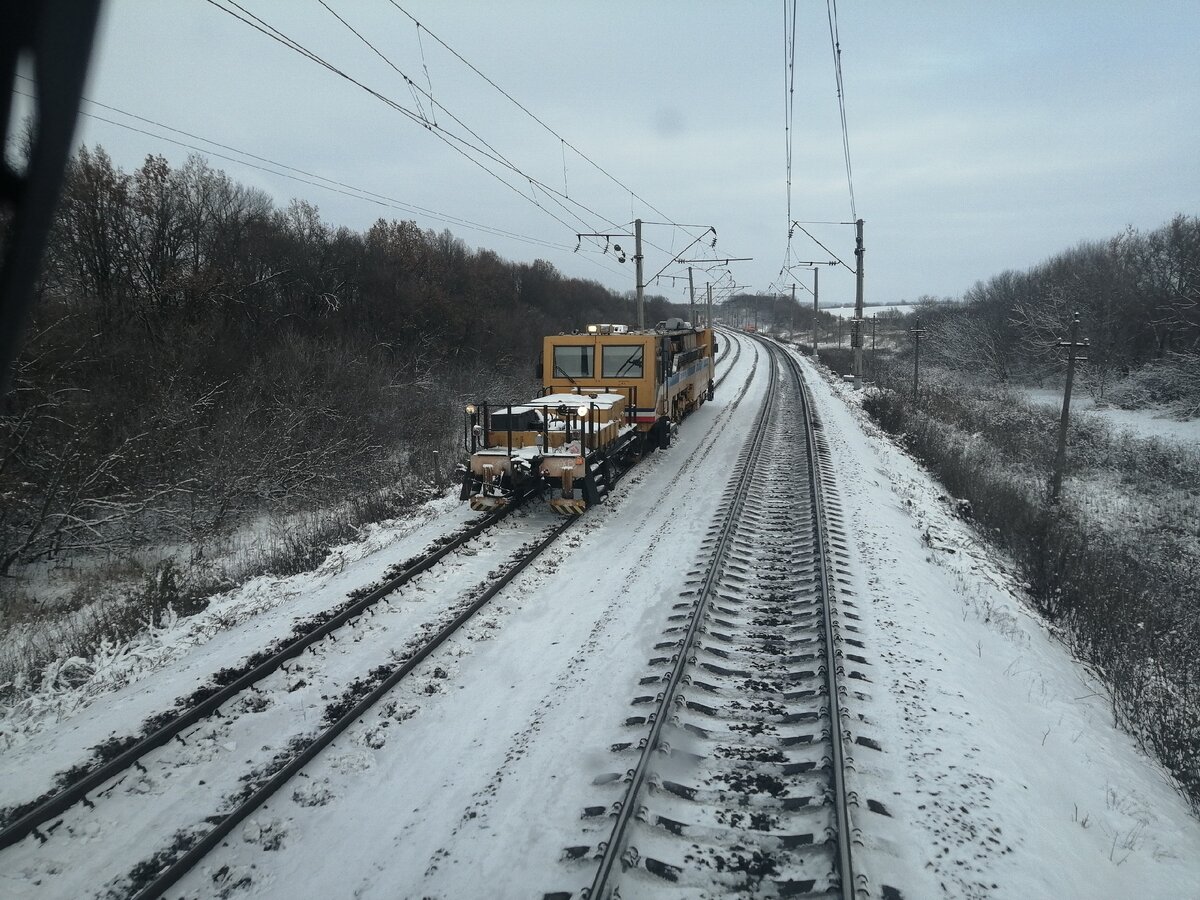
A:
[58, 1, 1200, 309]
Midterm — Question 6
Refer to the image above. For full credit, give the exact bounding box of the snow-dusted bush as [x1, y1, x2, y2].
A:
[862, 365, 1200, 809]
[1105, 352, 1200, 419]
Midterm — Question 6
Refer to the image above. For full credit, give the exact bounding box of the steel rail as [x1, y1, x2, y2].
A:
[129, 518, 574, 900]
[780, 338, 858, 899]
[713, 324, 741, 387]
[0, 501, 521, 851]
[586, 341, 779, 898]
[586, 335, 858, 898]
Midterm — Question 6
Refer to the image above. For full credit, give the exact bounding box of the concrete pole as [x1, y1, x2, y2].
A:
[635, 218, 644, 330]
[812, 268, 820, 363]
[687, 266, 696, 326]
[706, 282, 712, 328]
[853, 218, 865, 387]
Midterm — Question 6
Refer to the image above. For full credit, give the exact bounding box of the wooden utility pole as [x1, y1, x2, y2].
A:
[852, 218, 865, 387]
[1050, 311, 1089, 503]
[910, 317, 926, 401]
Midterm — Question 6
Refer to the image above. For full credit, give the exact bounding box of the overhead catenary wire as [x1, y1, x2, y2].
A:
[779, 0, 801, 292]
[10, 81, 583, 256]
[198, 1, 719, 288]
[384, 4, 732, 273]
[414, 20, 438, 128]
[316, 0, 703, 261]
[792, 222, 853, 272]
[315, 0, 433, 125]
[826, 0, 856, 220]
[313, 0, 612, 236]
[384, 0, 710, 247]
[776, 3, 859, 287]
[784, 0, 798, 236]
[218, 0, 712, 282]
[201, 0, 608, 240]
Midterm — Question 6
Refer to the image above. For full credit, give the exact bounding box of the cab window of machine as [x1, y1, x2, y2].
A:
[601, 344, 644, 379]
[554, 345, 593, 377]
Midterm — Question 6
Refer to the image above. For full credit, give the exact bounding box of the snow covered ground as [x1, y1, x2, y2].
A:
[1022, 386, 1200, 446]
[823, 304, 916, 319]
[794, 349, 1200, 898]
[1, 333, 1198, 899]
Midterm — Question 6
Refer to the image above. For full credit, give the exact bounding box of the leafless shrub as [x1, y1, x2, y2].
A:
[862, 373, 1200, 809]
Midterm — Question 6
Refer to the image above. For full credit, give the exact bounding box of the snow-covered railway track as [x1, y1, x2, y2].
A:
[559, 338, 860, 899]
[0, 505, 572, 899]
[0, 504, 529, 850]
[713, 324, 740, 375]
[0, 334, 762, 900]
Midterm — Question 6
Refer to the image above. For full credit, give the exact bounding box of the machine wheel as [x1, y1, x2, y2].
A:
[657, 416, 671, 449]
[459, 469, 479, 500]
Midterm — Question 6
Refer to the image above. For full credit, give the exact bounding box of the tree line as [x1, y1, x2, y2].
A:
[910, 215, 1200, 410]
[0, 146, 682, 581]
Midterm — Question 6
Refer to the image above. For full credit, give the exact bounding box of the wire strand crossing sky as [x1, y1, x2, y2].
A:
[41, 1, 1200, 309]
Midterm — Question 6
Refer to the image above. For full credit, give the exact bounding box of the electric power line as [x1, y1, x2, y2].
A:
[201, 0, 606, 240]
[776, 3, 859, 283]
[199, 1, 716, 283]
[826, 0, 856, 220]
[385, 0, 710, 248]
[315, 0, 613, 236]
[11, 79, 576, 253]
[784, 0, 798, 233]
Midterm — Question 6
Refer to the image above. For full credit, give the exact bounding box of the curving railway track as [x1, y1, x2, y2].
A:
[0, 501, 573, 899]
[557, 336, 861, 899]
[0, 333, 864, 900]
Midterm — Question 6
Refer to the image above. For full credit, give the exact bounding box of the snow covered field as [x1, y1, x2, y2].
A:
[1, 333, 1198, 899]
[1022, 386, 1200, 446]
[823, 304, 916, 319]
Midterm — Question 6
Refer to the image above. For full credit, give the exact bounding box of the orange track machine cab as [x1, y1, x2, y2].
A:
[459, 320, 716, 515]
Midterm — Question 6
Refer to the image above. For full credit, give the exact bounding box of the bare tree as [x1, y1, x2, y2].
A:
[1142, 215, 1200, 354]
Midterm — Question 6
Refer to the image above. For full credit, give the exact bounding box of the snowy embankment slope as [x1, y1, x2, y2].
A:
[794, 349, 1200, 898]
[1, 334, 1197, 899]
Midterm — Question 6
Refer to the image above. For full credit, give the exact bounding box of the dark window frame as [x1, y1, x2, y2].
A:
[601, 344, 645, 379]
[553, 345, 594, 378]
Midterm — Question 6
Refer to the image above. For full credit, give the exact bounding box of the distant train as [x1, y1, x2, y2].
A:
[460, 318, 717, 514]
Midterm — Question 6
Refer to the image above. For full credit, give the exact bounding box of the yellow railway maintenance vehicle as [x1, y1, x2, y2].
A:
[459, 318, 717, 515]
